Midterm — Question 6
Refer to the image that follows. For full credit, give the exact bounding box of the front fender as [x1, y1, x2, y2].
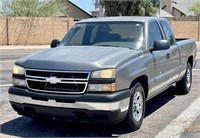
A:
[115, 67, 148, 91]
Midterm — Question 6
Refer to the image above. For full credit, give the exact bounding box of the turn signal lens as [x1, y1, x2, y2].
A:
[87, 83, 115, 92]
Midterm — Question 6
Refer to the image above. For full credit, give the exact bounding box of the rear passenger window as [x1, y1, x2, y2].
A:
[149, 21, 163, 47]
[160, 21, 175, 45]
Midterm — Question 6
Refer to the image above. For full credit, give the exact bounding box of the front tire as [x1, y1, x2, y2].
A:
[176, 63, 192, 94]
[124, 82, 146, 131]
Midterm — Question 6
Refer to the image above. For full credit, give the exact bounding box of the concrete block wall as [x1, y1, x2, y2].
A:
[0, 17, 75, 45]
[0, 17, 8, 45]
[171, 21, 199, 41]
[0, 17, 200, 46]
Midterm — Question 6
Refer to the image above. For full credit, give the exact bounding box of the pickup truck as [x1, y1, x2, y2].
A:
[9, 17, 197, 131]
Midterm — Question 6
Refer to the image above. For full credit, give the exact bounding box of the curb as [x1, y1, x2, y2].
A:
[196, 41, 200, 45]
[0, 45, 49, 50]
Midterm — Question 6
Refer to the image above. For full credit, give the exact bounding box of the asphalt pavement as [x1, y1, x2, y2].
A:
[0, 44, 200, 137]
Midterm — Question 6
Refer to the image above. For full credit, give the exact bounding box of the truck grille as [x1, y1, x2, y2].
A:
[25, 69, 90, 94]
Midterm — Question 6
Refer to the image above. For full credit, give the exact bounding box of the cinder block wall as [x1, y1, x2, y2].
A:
[171, 21, 199, 41]
[0, 17, 7, 45]
[0, 17, 75, 45]
[0, 17, 200, 46]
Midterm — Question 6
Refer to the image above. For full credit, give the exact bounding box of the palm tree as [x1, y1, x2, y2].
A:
[0, 0, 64, 17]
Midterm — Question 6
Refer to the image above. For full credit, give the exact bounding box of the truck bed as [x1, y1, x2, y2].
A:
[176, 38, 192, 42]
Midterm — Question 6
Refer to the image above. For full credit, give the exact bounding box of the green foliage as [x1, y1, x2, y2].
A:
[101, 0, 159, 16]
[0, 0, 64, 17]
[189, 1, 200, 15]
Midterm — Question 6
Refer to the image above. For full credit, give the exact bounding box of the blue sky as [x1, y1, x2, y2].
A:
[70, 0, 94, 14]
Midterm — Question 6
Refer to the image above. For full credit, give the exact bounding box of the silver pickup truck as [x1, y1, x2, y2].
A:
[9, 17, 197, 131]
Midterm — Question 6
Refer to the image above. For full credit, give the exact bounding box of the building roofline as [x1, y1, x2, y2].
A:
[68, 0, 92, 17]
[172, 6, 186, 15]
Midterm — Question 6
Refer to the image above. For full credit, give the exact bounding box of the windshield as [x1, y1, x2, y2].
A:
[60, 22, 145, 50]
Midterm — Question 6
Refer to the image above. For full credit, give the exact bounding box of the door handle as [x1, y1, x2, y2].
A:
[166, 53, 170, 59]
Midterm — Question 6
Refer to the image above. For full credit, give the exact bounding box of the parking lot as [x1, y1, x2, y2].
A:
[0, 44, 200, 137]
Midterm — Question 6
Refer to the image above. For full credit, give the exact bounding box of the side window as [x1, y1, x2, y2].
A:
[149, 21, 163, 47]
[160, 21, 175, 45]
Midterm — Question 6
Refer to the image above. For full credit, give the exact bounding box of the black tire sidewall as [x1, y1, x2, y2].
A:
[176, 63, 192, 94]
[125, 82, 146, 130]
[185, 63, 192, 92]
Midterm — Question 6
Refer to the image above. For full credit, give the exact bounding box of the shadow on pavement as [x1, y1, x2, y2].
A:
[145, 86, 176, 117]
[1, 86, 177, 137]
[1, 117, 118, 137]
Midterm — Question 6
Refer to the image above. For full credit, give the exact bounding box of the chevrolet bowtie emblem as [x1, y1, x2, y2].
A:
[46, 76, 61, 84]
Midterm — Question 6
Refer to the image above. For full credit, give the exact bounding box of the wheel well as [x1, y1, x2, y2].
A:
[130, 75, 149, 99]
[188, 56, 193, 68]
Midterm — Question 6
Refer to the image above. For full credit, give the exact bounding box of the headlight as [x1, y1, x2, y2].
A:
[12, 65, 26, 87]
[91, 69, 116, 79]
[87, 83, 115, 92]
[13, 65, 25, 75]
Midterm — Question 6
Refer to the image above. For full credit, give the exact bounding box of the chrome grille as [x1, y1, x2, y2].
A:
[25, 69, 90, 94]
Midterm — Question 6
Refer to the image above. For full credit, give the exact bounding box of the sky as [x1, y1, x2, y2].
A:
[70, 0, 94, 14]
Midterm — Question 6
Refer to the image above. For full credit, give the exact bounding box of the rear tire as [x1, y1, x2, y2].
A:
[176, 63, 192, 95]
[123, 82, 146, 131]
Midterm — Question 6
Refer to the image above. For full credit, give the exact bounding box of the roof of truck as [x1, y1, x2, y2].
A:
[79, 16, 168, 23]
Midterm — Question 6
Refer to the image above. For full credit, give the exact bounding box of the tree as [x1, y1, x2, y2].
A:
[100, 0, 159, 16]
[189, 1, 200, 16]
[0, 0, 64, 17]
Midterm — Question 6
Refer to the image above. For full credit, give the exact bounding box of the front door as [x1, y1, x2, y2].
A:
[148, 21, 172, 94]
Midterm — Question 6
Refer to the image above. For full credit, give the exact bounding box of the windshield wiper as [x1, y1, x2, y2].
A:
[97, 44, 120, 48]
[100, 45, 135, 50]
[96, 44, 133, 49]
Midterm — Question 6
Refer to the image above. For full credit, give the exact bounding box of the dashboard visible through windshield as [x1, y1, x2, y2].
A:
[60, 22, 144, 50]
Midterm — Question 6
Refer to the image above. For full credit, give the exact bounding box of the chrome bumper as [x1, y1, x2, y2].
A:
[9, 94, 129, 112]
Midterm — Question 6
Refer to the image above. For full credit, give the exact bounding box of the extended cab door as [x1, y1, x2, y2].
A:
[159, 21, 180, 83]
[148, 21, 176, 94]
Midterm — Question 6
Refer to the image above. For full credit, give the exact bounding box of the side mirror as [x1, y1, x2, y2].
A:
[50, 39, 60, 48]
[150, 40, 170, 52]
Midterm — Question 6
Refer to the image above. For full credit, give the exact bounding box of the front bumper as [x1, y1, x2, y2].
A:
[9, 87, 130, 124]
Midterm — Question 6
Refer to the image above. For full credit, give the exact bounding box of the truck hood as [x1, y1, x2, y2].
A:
[16, 46, 142, 71]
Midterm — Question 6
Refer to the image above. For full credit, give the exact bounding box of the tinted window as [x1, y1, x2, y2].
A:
[68, 25, 86, 45]
[149, 21, 163, 47]
[160, 21, 175, 45]
[60, 22, 145, 50]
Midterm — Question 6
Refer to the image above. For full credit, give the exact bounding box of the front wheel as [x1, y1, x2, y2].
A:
[123, 82, 146, 131]
[176, 63, 192, 94]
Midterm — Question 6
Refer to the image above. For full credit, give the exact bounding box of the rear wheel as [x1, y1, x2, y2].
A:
[176, 63, 192, 94]
[124, 82, 146, 131]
